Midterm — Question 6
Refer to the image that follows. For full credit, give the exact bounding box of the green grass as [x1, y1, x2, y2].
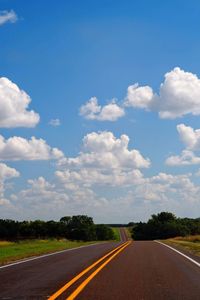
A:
[163, 235, 200, 257]
[124, 227, 132, 240]
[111, 228, 121, 241]
[0, 239, 99, 265]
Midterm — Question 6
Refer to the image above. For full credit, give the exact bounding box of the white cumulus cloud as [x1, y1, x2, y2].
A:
[166, 124, 200, 166]
[80, 97, 125, 121]
[57, 131, 150, 188]
[0, 163, 19, 205]
[0, 163, 19, 179]
[166, 150, 200, 166]
[59, 131, 150, 170]
[0, 10, 17, 26]
[0, 135, 63, 161]
[125, 67, 200, 119]
[177, 123, 200, 150]
[0, 77, 40, 128]
[8, 169, 200, 221]
[124, 83, 154, 109]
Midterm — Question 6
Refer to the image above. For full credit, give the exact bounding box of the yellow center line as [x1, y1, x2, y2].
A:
[66, 241, 131, 300]
[48, 241, 129, 300]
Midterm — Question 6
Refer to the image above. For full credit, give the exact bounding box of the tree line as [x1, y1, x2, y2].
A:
[132, 212, 200, 240]
[0, 215, 114, 241]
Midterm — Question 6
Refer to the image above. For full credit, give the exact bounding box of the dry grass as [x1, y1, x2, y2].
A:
[163, 235, 200, 257]
[172, 235, 200, 242]
[0, 241, 14, 246]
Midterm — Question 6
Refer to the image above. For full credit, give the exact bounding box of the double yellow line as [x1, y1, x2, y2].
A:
[48, 241, 131, 300]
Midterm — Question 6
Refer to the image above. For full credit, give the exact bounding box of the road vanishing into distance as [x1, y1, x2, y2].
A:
[0, 228, 200, 299]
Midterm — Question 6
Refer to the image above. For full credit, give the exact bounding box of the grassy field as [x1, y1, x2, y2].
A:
[111, 227, 121, 241]
[0, 239, 99, 265]
[163, 235, 200, 257]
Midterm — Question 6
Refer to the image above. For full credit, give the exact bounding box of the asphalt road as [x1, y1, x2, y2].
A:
[0, 229, 200, 300]
[0, 229, 126, 299]
[119, 227, 128, 242]
[77, 241, 200, 300]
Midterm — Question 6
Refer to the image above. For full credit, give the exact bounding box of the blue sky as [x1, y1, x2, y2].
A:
[0, 0, 200, 222]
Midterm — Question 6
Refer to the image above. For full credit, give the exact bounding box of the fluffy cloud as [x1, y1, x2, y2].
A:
[48, 118, 61, 126]
[128, 172, 200, 220]
[177, 124, 200, 150]
[80, 97, 125, 121]
[0, 163, 19, 205]
[7, 169, 200, 221]
[124, 83, 154, 109]
[57, 131, 150, 188]
[0, 135, 63, 161]
[58, 131, 150, 170]
[0, 163, 19, 180]
[125, 67, 200, 119]
[0, 132, 199, 220]
[9, 177, 69, 216]
[166, 124, 200, 166]
[0, 77, 40, 128]
[166, 150, 200, 166]
[55, 168, 144, 188]
[0, 10, 17, 26]
[9, 176, 108, 220]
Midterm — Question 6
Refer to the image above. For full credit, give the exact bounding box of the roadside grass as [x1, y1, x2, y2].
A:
[124, 227, 132, 240]
[0, 239, 99, 265]
[0, 241, 13, 246]
[111, 228, 121, 241]
[163, 235, 200, 257]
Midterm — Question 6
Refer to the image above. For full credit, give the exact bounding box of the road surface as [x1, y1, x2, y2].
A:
[0, 228, 199, 299]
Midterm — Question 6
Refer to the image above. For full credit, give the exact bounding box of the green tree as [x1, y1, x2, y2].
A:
[95, 224, 114, 240]
[67, 215, 96, 241]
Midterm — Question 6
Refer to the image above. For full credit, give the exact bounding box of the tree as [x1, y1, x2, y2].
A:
[132, 211, 197, 240]
[60, 216, 71, 225]
[95, 224, 114, 240]
[67, 215, 97, 241]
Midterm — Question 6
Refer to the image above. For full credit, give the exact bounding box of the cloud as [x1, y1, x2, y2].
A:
[55, 168, 144, 188]
[9, 176, 69, 216]
[0, 135, 63, 161]
[0, 10, 17, 26]
[7, 169, 200, 221]
[0, 163, 20, 180]
[132, 173, 200, 210]
[166, 150, 200, 166]
[9, 176, 108, 220]
[125, 67, 200, 119]
[166, 124, 200, 166]
[56, 131, 150, 188]
[124, 83, 154, 109]
[80, 97, 125, 121]
[13, 177, 68, 205]
[49, 119, 61, 127]
[177, 123, 200, 150]
[0, 77, 40, 128]
[0, 163, 19, 205]
[58, 131, 150, 170]
[0, 127, 198, 220]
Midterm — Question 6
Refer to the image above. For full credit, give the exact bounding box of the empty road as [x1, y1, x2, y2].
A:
[0, 229, 200, 299]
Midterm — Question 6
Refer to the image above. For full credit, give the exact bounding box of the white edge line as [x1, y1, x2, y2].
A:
[0, 242, 107, 270]
[155, 240, 200, 268]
